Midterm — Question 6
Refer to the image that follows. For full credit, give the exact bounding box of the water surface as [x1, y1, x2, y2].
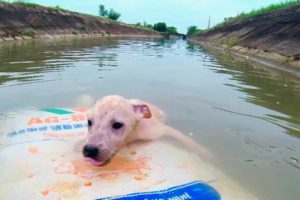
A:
[0, 38, 300, 200]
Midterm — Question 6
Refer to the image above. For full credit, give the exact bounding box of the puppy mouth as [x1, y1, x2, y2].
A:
[84, 157, 105, 166]
[84, 154, 114, 166]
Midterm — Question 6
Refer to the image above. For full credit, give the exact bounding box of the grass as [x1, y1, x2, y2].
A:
[0, 1, 114, 21]
[0, 1, 68, 12]
[211, 0, 300, 30]
[238, 0, 300, 18]
[21, 29, 35, 37]
[220, 37, 238, 47]
[49, 5, 67, 12]
[72, 30, 79, 35]
[13, 1, 40, 8]
[0, 1, 159, 33]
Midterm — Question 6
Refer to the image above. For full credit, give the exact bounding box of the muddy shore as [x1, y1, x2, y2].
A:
[190, 5, 300, 69]
[0, 3, 161, 41]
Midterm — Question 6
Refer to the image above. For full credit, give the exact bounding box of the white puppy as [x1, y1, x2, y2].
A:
[83, 95, 210, 165]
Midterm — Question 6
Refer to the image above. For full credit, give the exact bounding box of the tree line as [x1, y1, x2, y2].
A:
[135, 21, 178, 34]
[99, 4, 204, 36]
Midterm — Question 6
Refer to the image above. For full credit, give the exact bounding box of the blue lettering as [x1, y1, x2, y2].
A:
[50, 125, 62, 131]
[73, 123, 84, 129]
[63, 124, 73, 130]
[27, 127, 38, 133]
[7, 131, 17, 137]
[18, 129, 26, 134]
[39, 126, 48, 131]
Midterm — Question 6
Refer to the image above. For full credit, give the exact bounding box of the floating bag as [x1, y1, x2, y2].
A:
[0, 108, 255, 200]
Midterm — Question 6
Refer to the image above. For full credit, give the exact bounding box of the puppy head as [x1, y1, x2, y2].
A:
[83, 95, 151, 165]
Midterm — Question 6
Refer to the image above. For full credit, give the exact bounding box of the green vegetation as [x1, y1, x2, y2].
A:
[49, 5, 66, 12]
[188, 0, 300, 36]
[153, 22, 167, 32]
[166, 26, 177, 34]
[220, 37, 238, 47]
[107, 9, 121, 20]
[11, 0, 40, 7]
[213, 0, 300, 30]
[0, 0, 9, 4]
[134, 21, 153, 30]
[72, 30, 79, 35]
[0, 1, 67, 12]
[21, 29, 35, 37]
[99, 5, 108, 17]
[0, 1, 158, 35]
[237, 0, 300, 18]
[186, 25, 204, 36]
[98, 4, 121, 21]
[153, 23, 178, 34]
[135, 21, 178, 34]
[142, 22, 154, 30]
[0, 1, 123, 22]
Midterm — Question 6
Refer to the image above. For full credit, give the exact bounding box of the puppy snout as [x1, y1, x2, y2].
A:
[83, 145, 99, 158]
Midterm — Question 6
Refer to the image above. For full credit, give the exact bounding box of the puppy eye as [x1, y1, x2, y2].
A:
[87, 119, 92, 127]
[112, 122, 124, 129]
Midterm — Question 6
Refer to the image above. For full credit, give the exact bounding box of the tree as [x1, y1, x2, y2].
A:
[143, 21, 153, 29]
[167, 26, 177, 34]
[107, 9, 121, 20]
[187, 25, 203, 36]
[135, 22, 142, 27]
[134, 22, 178, 33]
[153, 22, 167, 32]
[99, 4, 108, 17]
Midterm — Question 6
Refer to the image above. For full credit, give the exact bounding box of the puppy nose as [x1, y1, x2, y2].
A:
[83, 145, 99, 158]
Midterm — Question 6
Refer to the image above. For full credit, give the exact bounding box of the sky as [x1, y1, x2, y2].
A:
[16, 0, 285, 33]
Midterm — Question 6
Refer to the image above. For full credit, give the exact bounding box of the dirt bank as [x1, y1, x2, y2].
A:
[0, 3, 161, 41]
[190, 5, 300, 69]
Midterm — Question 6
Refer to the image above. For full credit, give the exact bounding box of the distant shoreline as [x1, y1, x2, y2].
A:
[0, 3, 162, 42]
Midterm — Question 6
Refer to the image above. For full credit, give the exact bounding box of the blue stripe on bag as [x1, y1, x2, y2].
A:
[98, 181, 221, 200]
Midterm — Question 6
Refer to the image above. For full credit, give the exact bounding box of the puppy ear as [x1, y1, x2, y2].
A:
[132, 104, 152, 119]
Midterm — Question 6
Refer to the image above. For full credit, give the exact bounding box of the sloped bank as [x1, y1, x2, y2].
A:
[190, 5, 300, 70]
[0, 3, 161, 41]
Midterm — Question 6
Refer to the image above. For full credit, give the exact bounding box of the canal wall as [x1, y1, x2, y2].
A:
[0, 3, 161, 41]
[190, 5, 300, 69]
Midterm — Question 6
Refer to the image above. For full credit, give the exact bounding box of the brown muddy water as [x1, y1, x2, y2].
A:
[0, 38, 299, 200]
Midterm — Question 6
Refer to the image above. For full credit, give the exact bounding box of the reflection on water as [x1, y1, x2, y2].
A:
[0, 39, 120, 86]
[0, 37, 300, 200]
[188, 43, 300, 138]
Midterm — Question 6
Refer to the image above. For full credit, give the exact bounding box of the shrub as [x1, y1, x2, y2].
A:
[133, 21, 155, 30]
[98, 4, 120, 21]
[50, 5, 65, 11]
[21, 29, 35, 37]
[187, 25, 203, 36]
[153, 22, 167, 32]
[135, 22, 142, 27]
[167, 26, 178, 34]
[72, 31, 79, 35]
[134, 22, 178, 34]
[221, 37, 238, 47]
[107, 9, 121, 20]
[13, 1, 40, 8]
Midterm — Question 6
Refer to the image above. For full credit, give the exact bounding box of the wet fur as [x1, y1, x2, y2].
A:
[82, 95, 211, 164]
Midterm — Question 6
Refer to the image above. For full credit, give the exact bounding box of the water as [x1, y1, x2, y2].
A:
[0, 38, 300, 200]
